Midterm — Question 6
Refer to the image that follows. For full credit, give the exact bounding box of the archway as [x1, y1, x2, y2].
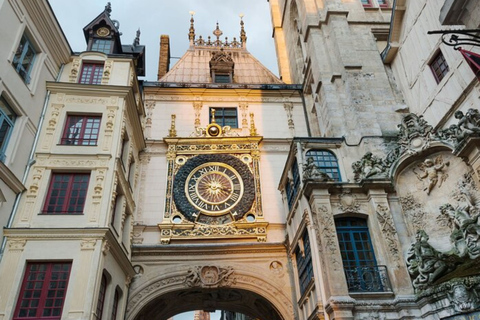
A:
[132, 288, 283, 320]
[126, 265, 293, 320]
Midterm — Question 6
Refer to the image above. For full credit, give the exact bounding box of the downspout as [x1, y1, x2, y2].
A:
[0, 63, 65, 262]
[381, 0, 397, 61]
[299, 88, 312, 137]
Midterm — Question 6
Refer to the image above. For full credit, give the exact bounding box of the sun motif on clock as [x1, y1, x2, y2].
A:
[186, 162, 243, 215]
[173, 154, 255, 224]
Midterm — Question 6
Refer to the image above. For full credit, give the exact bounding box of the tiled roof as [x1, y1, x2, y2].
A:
[159, 47, 283, 84]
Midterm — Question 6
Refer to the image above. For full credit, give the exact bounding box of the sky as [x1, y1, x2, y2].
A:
[48, 0, 279, 82]
[48, 2, 275, 319]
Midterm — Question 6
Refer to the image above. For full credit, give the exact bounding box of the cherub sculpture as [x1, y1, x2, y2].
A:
[413, 156, 449, 195]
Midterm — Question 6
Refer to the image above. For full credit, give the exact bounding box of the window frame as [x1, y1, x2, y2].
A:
[0, 96, 17, 162]
[305, 149, 342, 181]
[209, 107, 238, 128]
[60, 114, 102, 146]
[91, 39, 113, 54]
[78, 63, 104, 85]
[361, 0, 373, 7]
[110, 288, 120, 320]
[377, 0, 389, 7]
[94, 274, 107, 320]
[13, 261, 72, 320]
[286, 159, 301, 210]
[430, 50, 450, 83]
[12, 34, 37, 84]
[295, 231, 314, 295]
[42, 173, 90, 214]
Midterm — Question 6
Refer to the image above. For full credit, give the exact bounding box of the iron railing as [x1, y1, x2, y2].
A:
[344, 265, 392, 293]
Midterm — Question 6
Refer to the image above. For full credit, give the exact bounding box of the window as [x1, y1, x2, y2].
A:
[91, 39, 113, 54]
[295, 231, 314, 295]
[42, 173, 90, 214]
[110, 289, 120, 320]
[61, 115, 101, 145]
[430, 51, 449, 83]
[0, 96, 16, 162]
[79, 63, 104, 85]
[305, 150, 342, 181]
[378, 0, 388, 7]
[210, 107, 238, 128]
[12, 35, 37, 84]
[94, 274, 107, 320]
[361, 0, 373, 7]
[336, 218, 390, 292]
[286, 159, 301, 210]
[14, 262, 71, 320]
[214, 74, 231, 83]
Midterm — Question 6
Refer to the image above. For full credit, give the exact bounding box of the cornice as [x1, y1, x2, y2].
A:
[46, 82, 132, 97]
[4, 228, 134, 276]
[132, 242, 287, 257]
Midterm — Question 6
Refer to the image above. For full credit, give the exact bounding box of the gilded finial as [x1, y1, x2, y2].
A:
[169, 114, 177, 137]
[240, 14, 247, 47]
[213, 22, 223, 40]
[188, 11, 196, 43]
[249, 112, 257, 136]
[211, 108, 216, 123]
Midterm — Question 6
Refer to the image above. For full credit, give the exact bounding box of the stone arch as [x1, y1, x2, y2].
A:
[126, 265, 294, 320]
[389, 142, 454, 183]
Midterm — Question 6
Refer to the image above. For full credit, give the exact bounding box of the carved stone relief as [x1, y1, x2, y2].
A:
[376, 204, 400, 262]
[315, 205, 340, 270]
[185, 266, 236, 288]
[412, 155, 449, 195]
[338, 190, 360, 212]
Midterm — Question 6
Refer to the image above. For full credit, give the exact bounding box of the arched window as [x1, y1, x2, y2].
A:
[335, 218, 390, 292]
[95, 274, 107, 320]
[110, 288, 120, 320]
[305, 150, 341, 181]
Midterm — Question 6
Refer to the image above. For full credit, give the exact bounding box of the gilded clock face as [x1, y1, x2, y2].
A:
[96, 27, 110, 37]
[173, 154, 255, 224]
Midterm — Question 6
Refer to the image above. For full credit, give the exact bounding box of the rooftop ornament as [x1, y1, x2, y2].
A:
[191, 15, 246, 49]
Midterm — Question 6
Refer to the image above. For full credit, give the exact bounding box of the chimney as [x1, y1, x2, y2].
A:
[157, 35, 170, 81]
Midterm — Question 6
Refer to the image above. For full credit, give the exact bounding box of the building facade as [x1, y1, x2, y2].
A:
[0, 1, 480, 320]
[0, 0, 70, 244]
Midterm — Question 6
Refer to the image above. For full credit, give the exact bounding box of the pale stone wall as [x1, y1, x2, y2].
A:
[390, 0, 480, 127]
[0, 0, 70, 240]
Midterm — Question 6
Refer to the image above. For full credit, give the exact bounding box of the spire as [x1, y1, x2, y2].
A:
[188, 11, 196, 45]
[240, 14, 247, 48]
[105, 2, 112, 16]
[213, 22, 223, 41]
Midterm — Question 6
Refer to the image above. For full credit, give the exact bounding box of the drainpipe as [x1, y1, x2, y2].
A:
[0, 64, 65, 262]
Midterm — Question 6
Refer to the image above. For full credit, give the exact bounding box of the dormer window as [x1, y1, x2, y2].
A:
[210, 50, 234, 83]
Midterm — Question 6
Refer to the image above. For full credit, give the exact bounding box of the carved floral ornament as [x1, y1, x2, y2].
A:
[352, 109, 480, 182]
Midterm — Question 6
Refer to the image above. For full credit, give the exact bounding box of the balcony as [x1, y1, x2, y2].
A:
[344, 265, 392, 293]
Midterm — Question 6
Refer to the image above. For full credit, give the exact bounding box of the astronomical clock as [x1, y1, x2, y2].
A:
[159, 114, 267, 243]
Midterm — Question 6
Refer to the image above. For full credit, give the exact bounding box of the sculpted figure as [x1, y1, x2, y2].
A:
[455, 109, 480, 135]
[407, 230, 449, 290]
[303, 157, 330, 181]
[352, 152, 386, 181]
[413, 156, 449, 195]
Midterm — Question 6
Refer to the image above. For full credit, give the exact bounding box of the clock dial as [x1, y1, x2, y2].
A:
[186, 163, 243, 215]
[173, 154, 255, 224]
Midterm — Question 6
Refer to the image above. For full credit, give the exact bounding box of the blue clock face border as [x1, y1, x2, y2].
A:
[173, 154, 255, 224]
